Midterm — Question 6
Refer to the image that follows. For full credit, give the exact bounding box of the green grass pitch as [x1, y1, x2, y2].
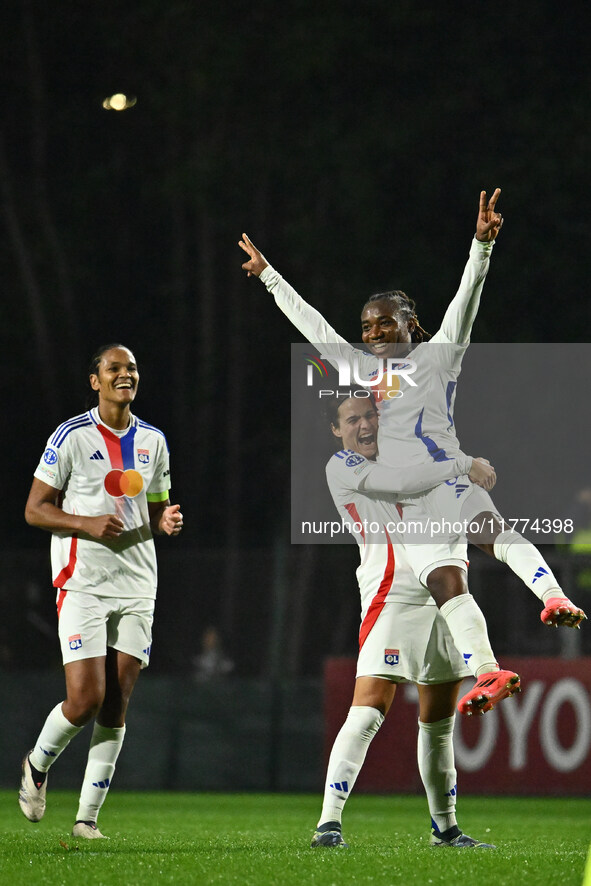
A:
[1, 790, 589, 885]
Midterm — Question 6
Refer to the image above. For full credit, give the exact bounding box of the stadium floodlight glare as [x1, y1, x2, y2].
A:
[102, 93, 137, 111]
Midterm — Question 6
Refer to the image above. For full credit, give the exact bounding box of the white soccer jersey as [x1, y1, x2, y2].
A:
[325, 449, 472, 616]
[261, 237, 494, 471]
[34, 407, 171, 599]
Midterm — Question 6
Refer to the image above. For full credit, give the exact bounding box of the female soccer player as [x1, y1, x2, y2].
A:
[239, 189, 585, 715]
[314, 393, 497, 848]
[19, 344, 183, 839]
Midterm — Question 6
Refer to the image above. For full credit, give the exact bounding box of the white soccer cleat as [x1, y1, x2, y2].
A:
[72, 820, 107, 839]
[18, 751, 47, 822]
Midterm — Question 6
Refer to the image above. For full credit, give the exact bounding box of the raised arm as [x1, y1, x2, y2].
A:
[435, 189, 503, 345]
[476, 188, 503, 243]
[239, 233, 353, 350]
[239, 233, 269, 277]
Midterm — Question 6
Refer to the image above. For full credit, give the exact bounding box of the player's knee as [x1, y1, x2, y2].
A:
[359, 694, 390, 716]
[97, 696, 129, 728]
[467, 510, 505, 547]
[492, 527, 524, 562]
[64, 687, 104, 725]
[426, 566, 467, 607]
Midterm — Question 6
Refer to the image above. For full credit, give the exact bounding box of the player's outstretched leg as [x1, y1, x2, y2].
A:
[540, 597, 587, 629]
[493, 530, 587, 628]
[457, 669, 520, 716]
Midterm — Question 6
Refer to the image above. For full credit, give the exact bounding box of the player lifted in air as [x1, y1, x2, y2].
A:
[239, 188, 585, 717]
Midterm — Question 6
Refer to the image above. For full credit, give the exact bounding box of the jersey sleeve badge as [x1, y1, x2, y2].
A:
[43, 447, 58, 465]
[345, 453, 365, 468]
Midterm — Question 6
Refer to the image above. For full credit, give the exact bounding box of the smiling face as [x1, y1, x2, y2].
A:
[360, 299, 416, 358]
[89, 346, 139, 409]
[331, 397, 379, 460]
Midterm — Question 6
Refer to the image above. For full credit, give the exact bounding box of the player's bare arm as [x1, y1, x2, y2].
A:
[25, 477, 124, 539]
[239, 233, 269, 277]
[475, 188, 503, 242]
[468, 457, 496, 492]
[148, 501, 183, 536]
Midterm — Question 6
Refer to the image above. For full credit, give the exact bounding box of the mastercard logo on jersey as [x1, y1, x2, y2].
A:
[104, 469, 144, 498]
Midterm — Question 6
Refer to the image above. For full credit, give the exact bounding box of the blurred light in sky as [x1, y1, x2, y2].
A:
[102, 94, 137, 111]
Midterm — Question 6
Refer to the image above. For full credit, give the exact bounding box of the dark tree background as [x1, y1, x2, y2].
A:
[1, 1, 590, 674]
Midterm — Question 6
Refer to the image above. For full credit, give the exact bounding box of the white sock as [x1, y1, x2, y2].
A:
[439, 594, 498, 677]
[29, 703, 84, 773]
[494, 530, 562, 603]
[417, 716, 458, 834]
[76, 723, 126, 823]
[318, 706, 384, 827]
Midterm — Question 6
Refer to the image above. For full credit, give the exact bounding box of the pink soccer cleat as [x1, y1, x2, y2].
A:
[540, 597, 587, 629]
[457, 669, 521, 716]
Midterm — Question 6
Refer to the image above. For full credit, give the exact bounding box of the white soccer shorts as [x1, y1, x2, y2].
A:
[431, 478, 501, 526]
[57, 590, 154, 668]
[396, 479, 500, 585]
[356, 600, 471, 684]
[405, 481, 503, 584]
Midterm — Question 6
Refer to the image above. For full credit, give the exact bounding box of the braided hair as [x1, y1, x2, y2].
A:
[362, 291, 431, 343]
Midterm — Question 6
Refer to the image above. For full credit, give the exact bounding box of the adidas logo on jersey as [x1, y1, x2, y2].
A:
[89, 450, 105, 460]
[454, 484, 469, 499]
